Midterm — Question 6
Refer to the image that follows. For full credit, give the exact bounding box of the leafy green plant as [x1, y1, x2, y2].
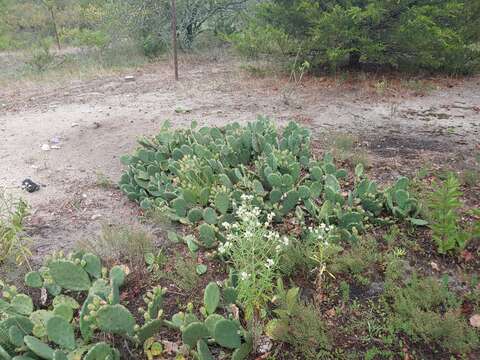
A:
[265, 280, 331, 359]
[427, 173, 476, 253]
[0, 189, 31, 266]
[144, 249, 167, 274]
[219, 196, 287, 319]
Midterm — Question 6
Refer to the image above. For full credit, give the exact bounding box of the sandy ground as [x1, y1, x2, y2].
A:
[1, 57, 479, 258]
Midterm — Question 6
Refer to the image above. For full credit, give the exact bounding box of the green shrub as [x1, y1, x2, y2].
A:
[27, 39, 55, 72]
[266, 280, 331, 359]
[386, 276, 478, 355]
[142, 34, 168, 58]
[60, 28, 109, 48]
[230, 0, 480, 74]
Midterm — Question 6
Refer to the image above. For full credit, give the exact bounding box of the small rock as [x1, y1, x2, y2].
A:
[470, 314, 480, 328]
[257, 335, 273, 354]
[430, 261, 440, 271]
[91, 214, 102, 220]
[82, 193, 87, 199]
[41, 144, 50, 151]
[50, 145, 61, 150]
[367, 282, 385, 297]
[50, 136, 61, 144]
[124, 75, 135, 82]
[71, 123, 79, 127]
[22, 179, 40, 193]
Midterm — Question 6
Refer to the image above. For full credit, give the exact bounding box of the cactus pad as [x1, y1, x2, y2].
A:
[96, 304, 135, 336]
[48, 260, 91, 291]
[213, 319, 241, 349]
[46, 315, 75, 350]
[203, 282, 220, 315]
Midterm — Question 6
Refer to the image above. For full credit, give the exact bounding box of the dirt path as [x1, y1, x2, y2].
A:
[1, 57, 479, 258]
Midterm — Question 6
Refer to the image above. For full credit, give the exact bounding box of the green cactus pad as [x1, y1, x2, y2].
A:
[204, 314, 224, 337]
[222, 287, 238, 305]
[310, 166, 323, 181]
[196, 339, 214, 360]
[109, 266, 125, 287]
[267, 173, 282, 188]
[214, 193, 230, 215]
[46, 315, 75, 350]
[203, 208, 218, 225]
[203, 282, 220, 315]
[181, 322, 209, 348]
[8, 326, 24, 347]
[52, 295, 79, 310]
[24, 336, 54, 360]
[136, 319, 163, 343]
[298, 185, 311, 200]
[10, 295, 33, 316]
[84, 342, 117, 360]
[232, 341, 253, 360]
[24, 272, 43, 288]
[52, 304, 73, 322]
[0, 345, 12, 360]
[198, 224, 216, 248]
[0, 316, 33, 342]
[171, 197, 188, 217]
[269, 189, 282, 203]
[213, 319, 241, 349]
[52, 351, 68, 360]
[82, 253, 102, 279]
[48, 260, 91, 291]
[187, 208, 203, 223]
[96, 304, 135, 336]
[281, 190, 299, 215]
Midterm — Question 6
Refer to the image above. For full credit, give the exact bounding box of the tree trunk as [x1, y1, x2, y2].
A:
[171, 0, 179, 81]
[348, 50, 361, 69]
[49, 7, 61, 50]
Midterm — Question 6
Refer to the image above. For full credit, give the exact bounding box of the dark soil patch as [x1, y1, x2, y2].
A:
[368, 134, 450, 158]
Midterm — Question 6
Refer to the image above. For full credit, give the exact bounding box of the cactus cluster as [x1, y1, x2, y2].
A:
[0, 253, 168, 360]
[164, 281, 251, 360]
[120, 118, 425, 252]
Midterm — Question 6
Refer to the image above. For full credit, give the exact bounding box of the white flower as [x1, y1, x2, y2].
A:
[266, 258, 275, 268]
[282, 237, 289, 246]
[222, 222, 230, 229]
[240, 271, 249, 281]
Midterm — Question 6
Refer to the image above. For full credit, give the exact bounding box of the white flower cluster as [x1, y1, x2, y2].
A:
[308, 223, 335, 242]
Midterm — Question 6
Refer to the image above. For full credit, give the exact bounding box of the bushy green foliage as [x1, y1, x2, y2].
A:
[386, 276, 479, 355]
[265, 280, 331, 359]
[231, 0, 480, 74]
